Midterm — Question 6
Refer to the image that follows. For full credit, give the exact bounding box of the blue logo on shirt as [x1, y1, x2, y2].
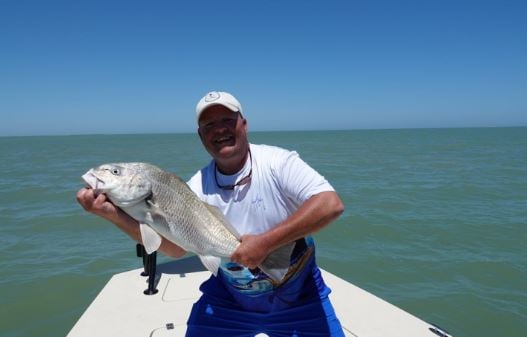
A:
[251, 196, 266, 210]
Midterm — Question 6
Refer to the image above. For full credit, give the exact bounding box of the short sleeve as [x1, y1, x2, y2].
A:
[273, 150, 334, 205]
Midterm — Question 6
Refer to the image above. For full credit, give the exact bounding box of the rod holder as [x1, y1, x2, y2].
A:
[136, 244, 158, 295]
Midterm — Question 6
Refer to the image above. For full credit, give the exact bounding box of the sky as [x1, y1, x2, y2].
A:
[0, 0, 526, 136]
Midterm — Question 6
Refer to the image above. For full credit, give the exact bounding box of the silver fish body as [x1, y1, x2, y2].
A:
[82, 162, 292, 281]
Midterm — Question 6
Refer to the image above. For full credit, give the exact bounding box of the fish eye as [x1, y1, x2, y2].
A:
[111, 168, 120, 175]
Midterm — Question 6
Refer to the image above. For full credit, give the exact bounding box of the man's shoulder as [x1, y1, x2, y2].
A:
[186, 161, 214, 194]
[251, 143, 303, 169]
[251, 143, 292, 158]
[186, 170, 201, 193]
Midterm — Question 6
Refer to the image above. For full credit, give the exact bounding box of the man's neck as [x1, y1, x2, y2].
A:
[215, 149, 250, 175]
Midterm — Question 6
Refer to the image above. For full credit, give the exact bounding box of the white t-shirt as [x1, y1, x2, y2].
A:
[187, 143, 334, 237]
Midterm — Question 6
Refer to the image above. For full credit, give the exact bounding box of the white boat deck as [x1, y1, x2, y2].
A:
[67, 256, 451, 337]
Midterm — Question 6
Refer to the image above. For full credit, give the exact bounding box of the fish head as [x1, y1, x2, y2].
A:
[82, 163, 152, 207]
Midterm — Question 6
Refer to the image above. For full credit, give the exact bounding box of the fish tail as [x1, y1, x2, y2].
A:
[258, 242, 295, 282]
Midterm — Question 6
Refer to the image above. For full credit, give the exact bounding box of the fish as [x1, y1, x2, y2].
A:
[81, 162, 293, 282]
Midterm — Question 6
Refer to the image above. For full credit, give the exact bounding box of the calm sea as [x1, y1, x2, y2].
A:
[0, 128, 526, 337]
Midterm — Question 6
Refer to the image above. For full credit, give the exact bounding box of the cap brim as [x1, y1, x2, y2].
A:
[197, 102, 240, 120]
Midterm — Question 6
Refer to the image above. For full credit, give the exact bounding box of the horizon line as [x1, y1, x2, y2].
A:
[1, 125, 526, 139]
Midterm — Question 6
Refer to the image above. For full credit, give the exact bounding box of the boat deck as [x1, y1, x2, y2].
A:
[67, 256, 451, 337]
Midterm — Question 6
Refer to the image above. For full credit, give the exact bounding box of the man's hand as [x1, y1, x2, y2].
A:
[230, 234, 272, 269]
[76, 187, 123, 222]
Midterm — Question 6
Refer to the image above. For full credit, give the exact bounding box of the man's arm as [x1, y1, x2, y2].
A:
[230, 190, 344, 269]
[76, 187, 187, 258]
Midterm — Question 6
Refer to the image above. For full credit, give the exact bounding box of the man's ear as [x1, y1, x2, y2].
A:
[242, 117, 248, 131]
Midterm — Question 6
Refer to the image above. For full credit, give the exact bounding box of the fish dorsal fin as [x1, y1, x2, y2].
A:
[139, 223, 162, 254]
[203, 203, 241, 240]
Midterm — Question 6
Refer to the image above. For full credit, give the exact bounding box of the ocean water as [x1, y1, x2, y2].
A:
[0, 127, 526, 337]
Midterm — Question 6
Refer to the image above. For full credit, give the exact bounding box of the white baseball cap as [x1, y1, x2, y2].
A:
[196, 91, 243, 121]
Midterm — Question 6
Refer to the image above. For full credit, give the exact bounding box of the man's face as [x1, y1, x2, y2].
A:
[198, 105, 248, 162]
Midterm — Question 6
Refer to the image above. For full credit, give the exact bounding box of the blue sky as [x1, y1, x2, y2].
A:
[1, 0, 526, 136]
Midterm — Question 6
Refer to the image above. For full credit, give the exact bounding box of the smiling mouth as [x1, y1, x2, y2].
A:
[214, 135, 234, 144]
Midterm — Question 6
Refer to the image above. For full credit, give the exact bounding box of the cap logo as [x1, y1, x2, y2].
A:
[204, 92, 221, 102]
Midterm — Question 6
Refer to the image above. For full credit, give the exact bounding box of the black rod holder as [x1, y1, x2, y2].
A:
[136, 244, 148, 276]
[144, 251, 158, 295]
[136, 244, 158, 295]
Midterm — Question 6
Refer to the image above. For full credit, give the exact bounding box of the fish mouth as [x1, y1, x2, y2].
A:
[82, 170, 105, 191]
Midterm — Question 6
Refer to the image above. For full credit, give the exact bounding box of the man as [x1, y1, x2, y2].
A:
[76, 91, 345, 336]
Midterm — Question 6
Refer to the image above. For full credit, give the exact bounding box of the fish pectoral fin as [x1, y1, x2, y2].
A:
[139, 223, 162, 254]
[146, 200, 167, 217]
[259, 242, 296, 282]
[198, 255, 221, 276]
